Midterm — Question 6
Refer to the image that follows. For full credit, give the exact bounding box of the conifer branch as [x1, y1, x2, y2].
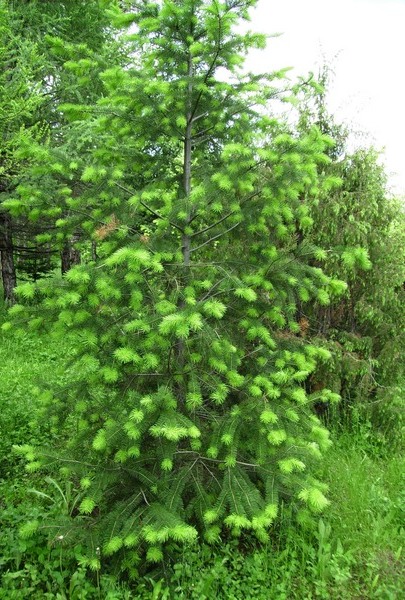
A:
[190, 191, 260, 239]
[199, 461, 222, 488]
[199, 277, 227, 302]
[190, 221, 241, 253]
[174, 450, 260, 470]
[190, 210, 238, 238]
[140, 488, 150, 506]
[115, 182, 185, 233]
[190, 111, 209, 124]
[39, 455, 122, 472]
[189, 4, 223, 123]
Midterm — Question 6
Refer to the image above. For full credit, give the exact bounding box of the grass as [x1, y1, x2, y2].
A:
[325, 439, 404, 553]
[317, 439, 404, 598]
[0, 321, 70, 480]
[0, 307, 404, 598]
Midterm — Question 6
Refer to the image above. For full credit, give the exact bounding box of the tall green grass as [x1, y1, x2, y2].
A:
[0, 309, 70, 479]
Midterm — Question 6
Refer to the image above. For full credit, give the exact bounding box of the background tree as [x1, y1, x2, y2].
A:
[295, 66, 405, 444]
[0, 1, 48, 302]
[0, 0, 118, 301]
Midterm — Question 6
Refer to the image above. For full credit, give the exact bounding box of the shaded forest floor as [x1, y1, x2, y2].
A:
[1, 321, 404, 599]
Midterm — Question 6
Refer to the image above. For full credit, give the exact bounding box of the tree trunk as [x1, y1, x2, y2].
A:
[0, 210, 17, 304]
[61, 232, 81, 274]
[91, 240, 98, 262]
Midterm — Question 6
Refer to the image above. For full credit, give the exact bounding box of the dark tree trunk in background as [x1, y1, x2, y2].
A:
[61, 232, 81, 274]
[0, 210, 17, 304]
[91, 240, 98, 262]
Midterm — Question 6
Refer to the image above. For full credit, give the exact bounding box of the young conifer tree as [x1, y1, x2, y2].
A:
[10, 0, 345, 568]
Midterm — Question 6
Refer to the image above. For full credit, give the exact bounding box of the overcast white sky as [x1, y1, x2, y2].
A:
[245, 0, 405, 196]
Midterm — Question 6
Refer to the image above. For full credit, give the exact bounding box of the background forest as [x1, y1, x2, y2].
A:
[0, 1, 403, 598]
